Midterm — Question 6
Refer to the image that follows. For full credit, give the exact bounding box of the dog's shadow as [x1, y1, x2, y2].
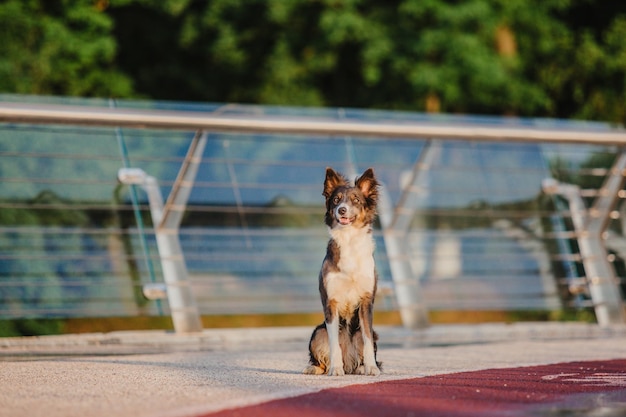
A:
[242, 366, 303, 375]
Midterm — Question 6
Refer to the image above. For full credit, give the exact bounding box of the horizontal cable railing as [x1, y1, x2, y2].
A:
[1, 96, 625, 326]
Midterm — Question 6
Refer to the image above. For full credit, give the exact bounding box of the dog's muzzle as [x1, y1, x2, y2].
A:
[335, 204, 355, 225]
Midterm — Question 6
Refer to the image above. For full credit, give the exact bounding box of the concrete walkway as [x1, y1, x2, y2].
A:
[1, 323, 625, 417]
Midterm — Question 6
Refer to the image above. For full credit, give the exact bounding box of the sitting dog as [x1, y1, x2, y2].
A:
[303, 167, 381, 376]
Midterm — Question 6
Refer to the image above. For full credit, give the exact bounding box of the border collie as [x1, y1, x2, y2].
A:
[303, 167, 381, 376]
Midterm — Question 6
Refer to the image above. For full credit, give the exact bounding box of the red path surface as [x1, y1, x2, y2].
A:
[204, 360, 626, 417]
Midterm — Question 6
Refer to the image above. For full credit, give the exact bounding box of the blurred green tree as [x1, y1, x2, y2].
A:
[533, 2, 626, 123]
[0, 0, 624, 123]
[0, 0, 133, 97]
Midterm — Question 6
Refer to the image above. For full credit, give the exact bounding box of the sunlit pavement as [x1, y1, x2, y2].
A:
[1, 323, 625, 417]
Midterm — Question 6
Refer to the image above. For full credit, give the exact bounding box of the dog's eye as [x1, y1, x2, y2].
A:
[352, 197, 360, 204]
[333, 195, 341, 204]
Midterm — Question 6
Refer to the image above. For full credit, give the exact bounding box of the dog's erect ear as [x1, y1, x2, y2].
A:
[355, 168, 379, 203]
[323, 167, 348, 198]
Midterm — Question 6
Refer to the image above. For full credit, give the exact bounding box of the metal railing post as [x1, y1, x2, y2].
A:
[377, 142, 443, 329]
[143, 176, 203, 333]
[379, 190, 430, 329]
[117, 131, 208, 333]
[585, 152, 626, 325]
[543, 151, 626, 326]
[118, 169, 202, 333]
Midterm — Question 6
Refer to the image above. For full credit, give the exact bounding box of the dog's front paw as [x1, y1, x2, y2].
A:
[327, 366, 345, 376]
[363, 364, 380, 376]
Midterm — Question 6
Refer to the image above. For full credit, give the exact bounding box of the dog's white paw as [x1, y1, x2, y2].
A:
[327, 366, 345, 376]
[364, 364, 380, 376]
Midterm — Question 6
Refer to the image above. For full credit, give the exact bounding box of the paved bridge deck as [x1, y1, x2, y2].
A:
[1, 323, 625, 417]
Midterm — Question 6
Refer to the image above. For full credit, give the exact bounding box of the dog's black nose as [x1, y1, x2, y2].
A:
[338, 207, 347, 216]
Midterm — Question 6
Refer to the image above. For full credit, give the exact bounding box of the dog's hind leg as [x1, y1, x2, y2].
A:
[303, 324, 328, 375]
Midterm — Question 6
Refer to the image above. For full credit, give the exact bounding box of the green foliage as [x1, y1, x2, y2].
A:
[0, 0, 133, 97]
[0, 0, 625, 120]
[0, 318, 63, 337]
[525, 2, 626, 124]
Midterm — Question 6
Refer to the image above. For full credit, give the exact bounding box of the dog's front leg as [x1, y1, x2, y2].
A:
[325, 302, 344, 376]
[359, 295, 380, 376]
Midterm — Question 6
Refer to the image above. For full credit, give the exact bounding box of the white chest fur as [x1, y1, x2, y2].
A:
[325, 226, 376, 314]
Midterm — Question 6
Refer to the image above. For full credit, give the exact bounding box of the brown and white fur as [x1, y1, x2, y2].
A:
[303, 167, 381, 376]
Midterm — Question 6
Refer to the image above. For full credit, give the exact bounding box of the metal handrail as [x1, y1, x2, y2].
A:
[1, 102, 625, 144]
[2, 99, 625, 328]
